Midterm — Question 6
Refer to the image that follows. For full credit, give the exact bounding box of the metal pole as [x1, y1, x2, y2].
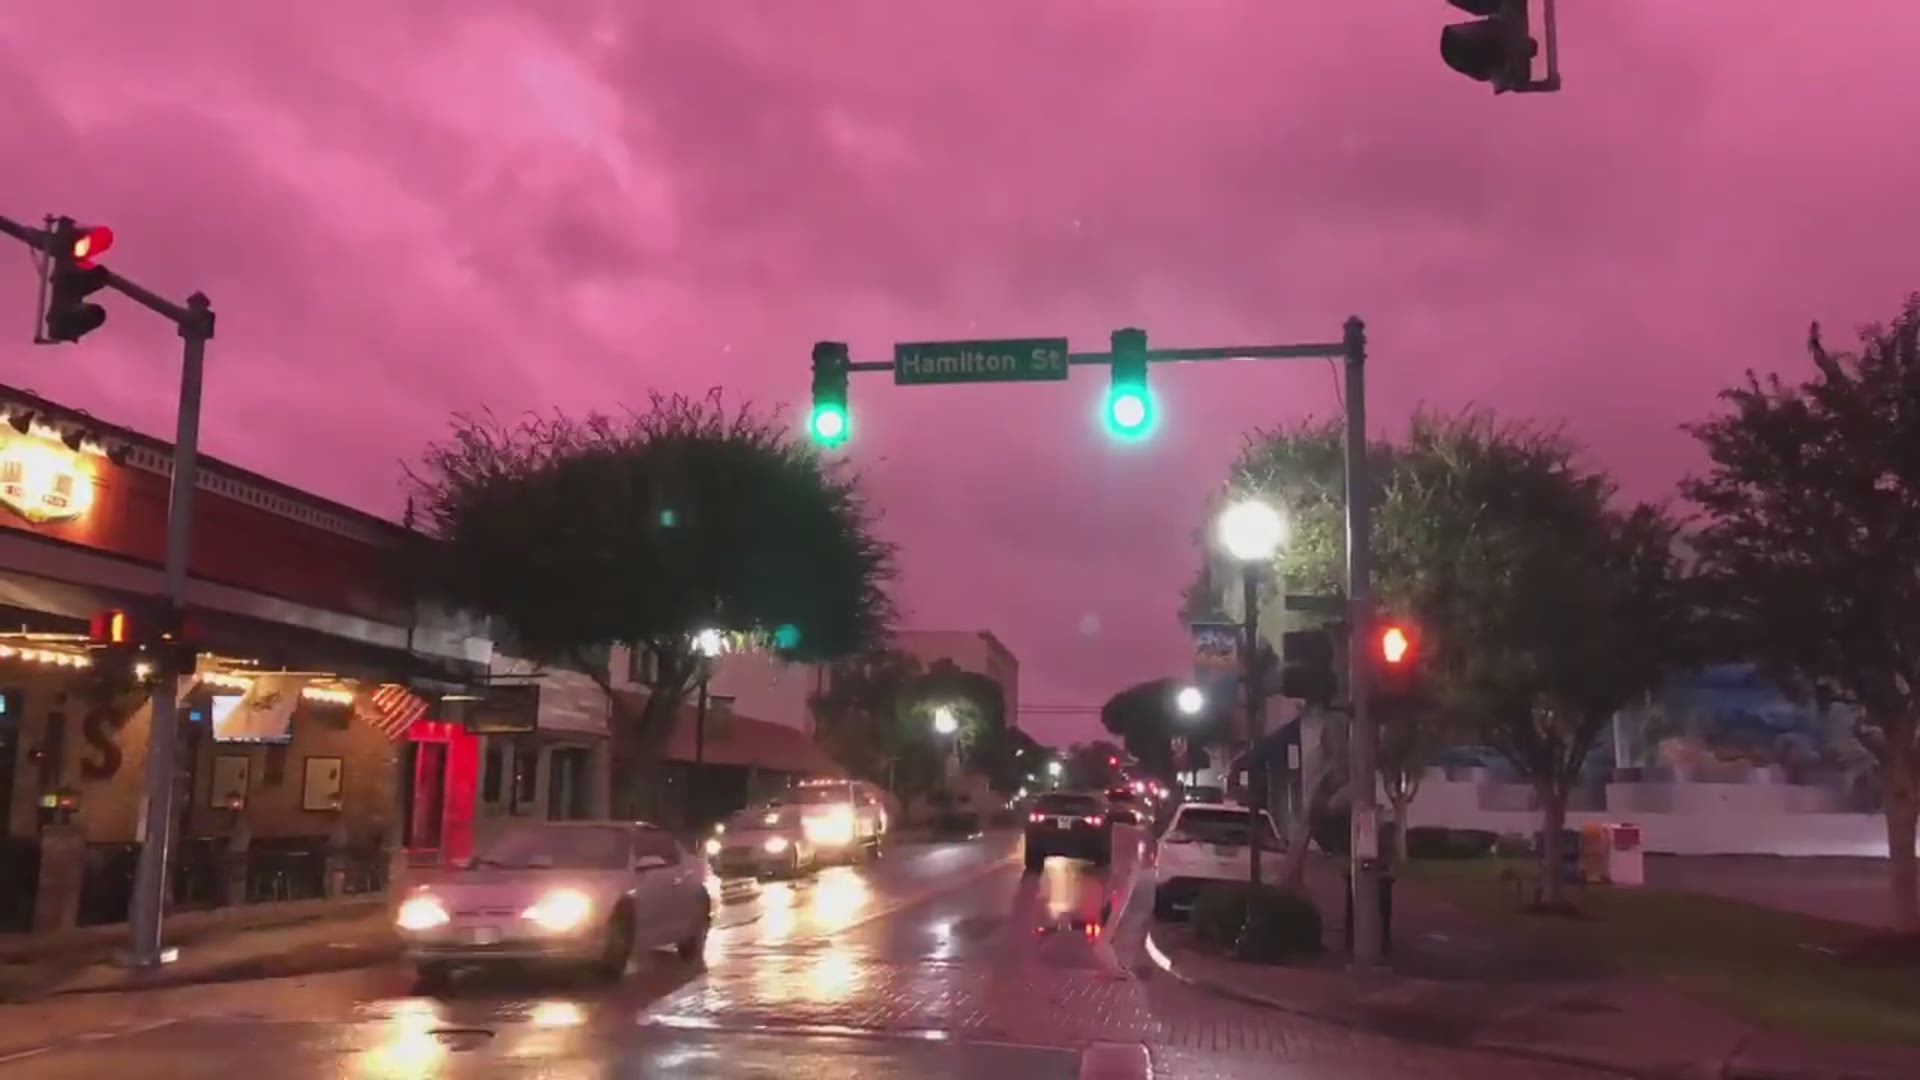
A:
[694, 671, 709, 766]
[1242, 564, 1264, 891]
[127, 292, 212, 968]
[1343, 315, 1382, 966]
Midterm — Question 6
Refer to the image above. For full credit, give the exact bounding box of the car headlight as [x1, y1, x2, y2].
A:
[705, 838, 723, 856]
[803, 807, 856, 846]
[522, 887, 594, 933]
[396, 893, 450, 932]
[763, 835, 790, 854]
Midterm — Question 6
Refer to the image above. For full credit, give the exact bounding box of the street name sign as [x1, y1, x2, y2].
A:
[893, 337, 1069, 385]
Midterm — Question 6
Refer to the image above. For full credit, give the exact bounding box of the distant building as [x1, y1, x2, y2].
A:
[894, 630, 1020, 730]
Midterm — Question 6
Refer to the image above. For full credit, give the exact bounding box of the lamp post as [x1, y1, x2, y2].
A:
[691, 629, 726, 768]
[1216, 497, 1285, 903]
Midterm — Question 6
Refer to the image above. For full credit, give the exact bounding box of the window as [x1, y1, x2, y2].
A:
[511, 741, 539, 810]
[1034, 793, 1105, 815]
[632, 829, 682, 866]
[627, 646, 659, 686]
[477, 824, 628, 869]
[482, 742, 505, 804]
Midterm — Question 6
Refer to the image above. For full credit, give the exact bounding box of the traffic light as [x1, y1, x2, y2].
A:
[42, 219, 114, 343]
[1280, 628, 1337, 707]
[809, 340, 850, 447]
[1105, 327, 1153, 440]
[1440, 0, 1537, 92]
[1373, 621, 1420, 701]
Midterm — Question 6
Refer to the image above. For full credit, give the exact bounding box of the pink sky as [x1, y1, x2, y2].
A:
[3, 3, 1915, 745]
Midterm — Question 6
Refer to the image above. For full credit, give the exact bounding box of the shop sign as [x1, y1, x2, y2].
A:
[456, 682, 540, 734]
[0, 429, 96, 524]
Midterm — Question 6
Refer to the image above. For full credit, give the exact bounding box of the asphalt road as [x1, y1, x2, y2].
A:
[0, 828, 1606, 1078]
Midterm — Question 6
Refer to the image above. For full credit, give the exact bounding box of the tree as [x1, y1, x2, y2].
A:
[1200, 411, 1688, 903]
[1064, 741, 1126, 789]
[1387, 414, 1689, 905]
[410, 392, 896, 818]
[1099, 677, 1231, 784]
[1682, 296, 1920, 931]
[810, 649, 926, 795]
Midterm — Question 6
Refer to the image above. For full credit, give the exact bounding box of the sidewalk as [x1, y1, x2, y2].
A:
[1146, 860, 1920, 1080]
[0, 897, 399, 1002]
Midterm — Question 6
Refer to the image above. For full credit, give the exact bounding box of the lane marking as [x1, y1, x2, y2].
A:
[0, 1045, 52, 1064]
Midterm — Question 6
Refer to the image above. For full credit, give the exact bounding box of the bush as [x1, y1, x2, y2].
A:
[1189, 883, 1323, 963]
[1494, 832, 1532, 859]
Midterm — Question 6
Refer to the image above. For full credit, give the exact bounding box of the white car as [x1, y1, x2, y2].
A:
[395, 820, 711, 983]
[782, 778, 888, 862]
[1153, 802, 1287, 920]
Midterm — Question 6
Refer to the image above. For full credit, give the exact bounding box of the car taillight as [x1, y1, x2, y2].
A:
[1083, 815, 1104, 826]
[1029, 812, 1045, 823]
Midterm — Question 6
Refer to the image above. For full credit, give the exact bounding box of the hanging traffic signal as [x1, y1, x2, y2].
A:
[1280, 628, 1338, 707]
[1440, 0, 1537, 92]
[1106, 327, 1153, 440]
[1374, 621, 1421, 701]
[809, 340, 850, 447]
[42, 219, 114, 343]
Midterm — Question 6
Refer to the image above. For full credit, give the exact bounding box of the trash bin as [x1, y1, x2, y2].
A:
[1342, 870, 1395, 957]
[1606, 823, 1644, 886]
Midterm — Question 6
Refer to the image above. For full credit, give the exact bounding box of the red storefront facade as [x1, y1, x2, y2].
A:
[0, 385, 491, 930]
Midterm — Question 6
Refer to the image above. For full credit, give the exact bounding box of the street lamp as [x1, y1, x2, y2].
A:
[1174, 685, 1205, 718]
[1046, 759, 1063, 784]
[691, 628, 727, 770]
[1216, 496, 1284, 918]
[932, 705, 958, 735]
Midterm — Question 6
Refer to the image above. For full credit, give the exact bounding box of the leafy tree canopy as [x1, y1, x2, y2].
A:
[1682, 296, 1920, 928]
[409, 391, 896, 668]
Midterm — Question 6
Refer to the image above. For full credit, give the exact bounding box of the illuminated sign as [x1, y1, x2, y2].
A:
[0, 429, 96, 525]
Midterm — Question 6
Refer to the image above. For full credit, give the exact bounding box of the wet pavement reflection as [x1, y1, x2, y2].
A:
[0, 824, 1605, 1077]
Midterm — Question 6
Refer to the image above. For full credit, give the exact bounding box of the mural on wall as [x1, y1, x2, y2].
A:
[1612, 664, 1879, 810]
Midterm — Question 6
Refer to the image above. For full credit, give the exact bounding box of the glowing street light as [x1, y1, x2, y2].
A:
[1175, 685, 1205, 717]
[692, 628, 727, 659]
[1046, 760, 1063, 778]
[932, 705, 958, 735]
[1216, 497, 1286, 563]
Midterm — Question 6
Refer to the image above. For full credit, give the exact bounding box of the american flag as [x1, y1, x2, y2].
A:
[365, 683, 430, 741]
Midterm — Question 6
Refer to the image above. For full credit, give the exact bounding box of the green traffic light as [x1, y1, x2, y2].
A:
[809, 404, 848, 445]
[1105, 388, 1154, 440]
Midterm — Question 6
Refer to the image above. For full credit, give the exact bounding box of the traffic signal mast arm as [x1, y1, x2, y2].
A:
[0, 213, 213, 337]
[833, 339, 1350, 370]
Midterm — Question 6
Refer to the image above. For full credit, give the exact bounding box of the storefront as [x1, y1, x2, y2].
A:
[0, 387, 491, 930]
[466, 661, 612, 845]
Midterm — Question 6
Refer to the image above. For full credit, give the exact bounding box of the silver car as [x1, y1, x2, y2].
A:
[395, 820, 711, 981]
[704, 805, 817, 879]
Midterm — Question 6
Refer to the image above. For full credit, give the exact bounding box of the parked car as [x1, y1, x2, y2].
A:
[704, 804, 817, 879]
[1023, 792, 1114, 871]
[1104, 786, 1144, 826]
[782, 778, 888, 862]
[395, 821, 711, 983]
[1153, 802, 1286, 920]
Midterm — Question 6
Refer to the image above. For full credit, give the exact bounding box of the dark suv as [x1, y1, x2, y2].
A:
[1023, 792, 1113, 871]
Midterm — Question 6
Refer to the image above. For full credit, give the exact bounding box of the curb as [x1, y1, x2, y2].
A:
[1142, 928, 1677, 1079]
[48, 939, 402, 998]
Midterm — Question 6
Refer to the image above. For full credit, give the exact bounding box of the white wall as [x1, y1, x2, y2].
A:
[1408, 768, 1908, 858]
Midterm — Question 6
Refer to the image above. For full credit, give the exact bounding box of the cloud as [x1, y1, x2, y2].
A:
[2, 2, 1917, 744]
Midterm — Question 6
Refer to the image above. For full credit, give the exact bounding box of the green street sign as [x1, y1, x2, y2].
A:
[893, 337, 1069, 385]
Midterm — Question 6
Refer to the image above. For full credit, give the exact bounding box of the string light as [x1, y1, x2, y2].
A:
[301, 685, 356, 706]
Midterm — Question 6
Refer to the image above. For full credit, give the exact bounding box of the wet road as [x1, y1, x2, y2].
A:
[0, 830, 1607, 1077]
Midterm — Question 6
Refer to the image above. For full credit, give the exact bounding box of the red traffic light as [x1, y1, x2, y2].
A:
[1380, 625, 1412, 665]
[70, 225, 114, 269]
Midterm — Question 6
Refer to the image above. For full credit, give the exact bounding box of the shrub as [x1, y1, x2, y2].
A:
[1189, 883, 1323, 963]
[1404, 826, 1456, 859]
[1450, 829, 1498, 858]
[1494, 832, 1532, 859]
